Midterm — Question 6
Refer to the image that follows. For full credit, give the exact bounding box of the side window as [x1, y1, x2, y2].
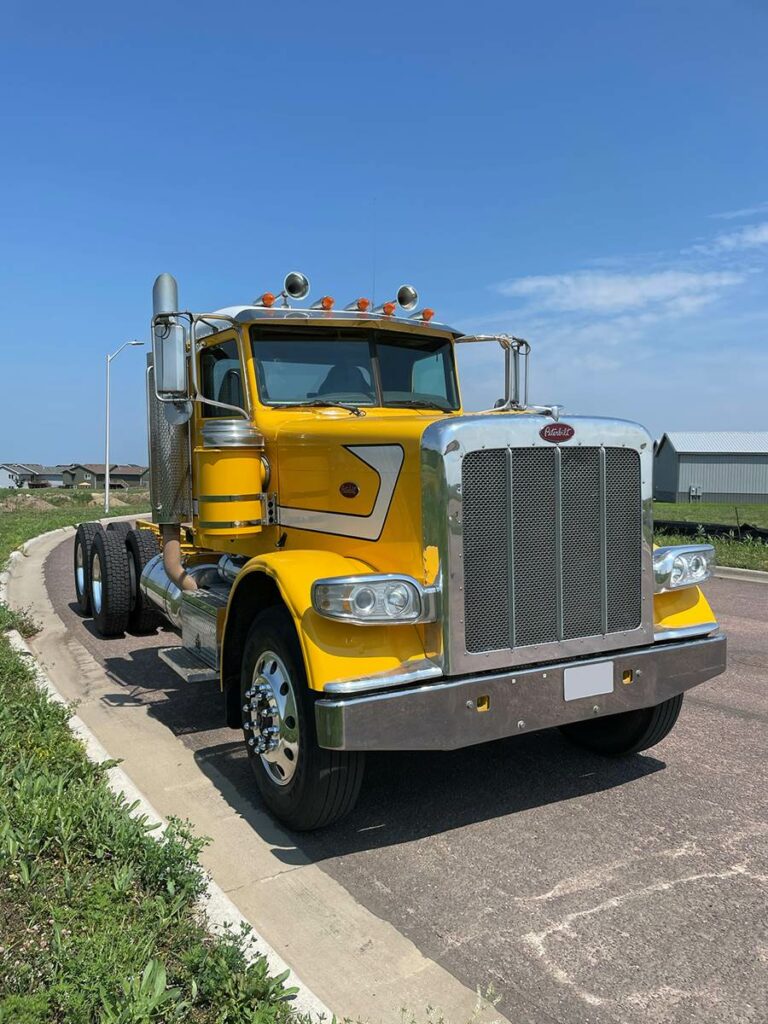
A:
[199, 339, 244, 417]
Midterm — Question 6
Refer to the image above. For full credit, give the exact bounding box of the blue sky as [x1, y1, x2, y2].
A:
[1, 0, 766, 464]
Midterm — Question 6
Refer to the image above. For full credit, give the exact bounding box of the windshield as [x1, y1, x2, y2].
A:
[250, 328, 459, 410]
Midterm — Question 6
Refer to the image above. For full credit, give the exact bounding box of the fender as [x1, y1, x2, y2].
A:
[222, 550, 430, 693]
[654, 584, 716, 634]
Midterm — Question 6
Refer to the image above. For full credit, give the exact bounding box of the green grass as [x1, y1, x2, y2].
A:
[0, 632, 306, 1024]
[654, 501, 768, 570]
[0, 490, 149, 568]
[0, 493, 309, 1023]
[654, 500, 768, 529]
[654, 528, 768, 572]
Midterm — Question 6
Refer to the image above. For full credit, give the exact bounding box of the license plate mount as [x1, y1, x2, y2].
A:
[563, 661, 614, 702]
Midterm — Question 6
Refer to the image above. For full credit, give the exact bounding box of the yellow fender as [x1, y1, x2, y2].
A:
[654, 584, 716, 632]
[222, 550, 429, 692]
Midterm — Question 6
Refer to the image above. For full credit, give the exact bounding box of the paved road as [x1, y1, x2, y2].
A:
[45, 540, 768, 1024]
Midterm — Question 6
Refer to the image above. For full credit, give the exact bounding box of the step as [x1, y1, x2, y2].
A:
[158, 645, 218, 683]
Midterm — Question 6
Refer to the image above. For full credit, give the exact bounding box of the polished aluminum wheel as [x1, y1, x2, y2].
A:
[76, 542, 85, 596]
[91, 552, 103, 613]
[244, 650, 299, 786]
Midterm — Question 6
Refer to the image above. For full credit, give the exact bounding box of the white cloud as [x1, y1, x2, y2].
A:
[693, 220, 768, 254]
[496, 269, 744, 315]
[711, 201, 768, 221]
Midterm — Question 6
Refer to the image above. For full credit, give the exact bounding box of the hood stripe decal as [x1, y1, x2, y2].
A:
[277, 445, 404, 540]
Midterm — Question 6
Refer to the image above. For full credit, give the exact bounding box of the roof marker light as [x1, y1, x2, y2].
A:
[345, 297, 372, 312]
[410, 307, 435, 322]
[257, 292, 276, 308]
[311, 295, 335, 311]
[382, 301, 396, 316]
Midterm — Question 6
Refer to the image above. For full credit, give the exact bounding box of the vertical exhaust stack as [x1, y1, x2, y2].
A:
[147, 273, 196, 591]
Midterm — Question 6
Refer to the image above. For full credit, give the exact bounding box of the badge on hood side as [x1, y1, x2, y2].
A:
[539, 423, 575, 443]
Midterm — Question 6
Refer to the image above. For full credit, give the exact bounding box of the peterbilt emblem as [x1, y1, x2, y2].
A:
[539, 423, 575, 443]
[339, 481, 359, 498]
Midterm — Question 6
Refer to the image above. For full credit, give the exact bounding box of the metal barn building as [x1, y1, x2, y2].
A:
[654, 432, 768, 503]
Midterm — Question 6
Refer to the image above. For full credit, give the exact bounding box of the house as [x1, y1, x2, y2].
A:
[0, 463, 37, 488]
[61, 464, 149, 490]
[654, 432, 768, 503]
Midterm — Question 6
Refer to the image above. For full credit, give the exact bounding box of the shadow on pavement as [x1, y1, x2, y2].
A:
[96, 631, 665, 861]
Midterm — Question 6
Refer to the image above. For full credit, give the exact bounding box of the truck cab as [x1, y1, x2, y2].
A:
[73, 272, 726, 830]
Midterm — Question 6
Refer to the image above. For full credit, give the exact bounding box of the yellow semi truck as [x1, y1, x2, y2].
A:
[73, 272, 726, 829]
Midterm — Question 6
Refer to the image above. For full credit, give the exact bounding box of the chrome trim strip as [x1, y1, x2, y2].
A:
[506, 448, 516, 646]
[315, 633, 727, 751]
[653, 622, 719, 642]
[554, 445, 564, 641]
[198, 519, 263, 529]
[323, 660, 443, 694]
[201, 419, 265, 449]
[198, 493, 264, 503]
[599, 446, 608, 636]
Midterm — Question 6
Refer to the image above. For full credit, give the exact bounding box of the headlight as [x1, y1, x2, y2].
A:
[654, 544, 715, 592]
[311, 575, 437, 624]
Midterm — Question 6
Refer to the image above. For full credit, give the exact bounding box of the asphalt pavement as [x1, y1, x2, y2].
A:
[43, 539, 768, 1024]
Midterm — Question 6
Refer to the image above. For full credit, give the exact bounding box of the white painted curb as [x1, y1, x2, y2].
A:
[715, 565, 768, 584]
[1, 529, 331, 1021]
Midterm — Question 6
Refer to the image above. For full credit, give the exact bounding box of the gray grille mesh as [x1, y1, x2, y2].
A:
[461, 445, 642, 654]
[510, 450, 558, 646]
[561, 448, 603, 639]
[606, 448, 643, 632]
[462, 450, 510, 653]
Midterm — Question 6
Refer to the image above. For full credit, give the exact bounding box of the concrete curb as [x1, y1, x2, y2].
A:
[715, 565, 768, 585]
[0, 529, 331, 1021]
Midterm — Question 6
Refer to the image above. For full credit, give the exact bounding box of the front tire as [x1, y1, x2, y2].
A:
[559, 694, 684, 756]
[240, 606, 365, 830]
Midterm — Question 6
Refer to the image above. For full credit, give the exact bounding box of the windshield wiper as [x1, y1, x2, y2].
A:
[280, 399, 366, 417]
[388, 399, 452, 412]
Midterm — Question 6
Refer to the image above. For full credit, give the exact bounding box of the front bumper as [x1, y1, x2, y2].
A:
[314, 633, 726, 751]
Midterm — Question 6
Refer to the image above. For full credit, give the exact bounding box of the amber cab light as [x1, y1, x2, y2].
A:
[321, 295, 335, 311]
[422, 308, 435, 322]
[382, 301, 396, 316]
[357, 297, 371, 312]
[259, 292, 276, 308]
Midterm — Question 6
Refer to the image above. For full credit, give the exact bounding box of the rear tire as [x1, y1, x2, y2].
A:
[559, 694, 684, 756]
[106, 520, 133, 543]
[126, 529, 162, 634]
[89, 529, 131, 637]
[73, 522, 102, 615]
[240, 606, 365, 830]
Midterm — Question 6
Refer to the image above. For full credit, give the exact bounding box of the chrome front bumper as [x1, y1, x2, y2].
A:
[314, 633, 726, 751]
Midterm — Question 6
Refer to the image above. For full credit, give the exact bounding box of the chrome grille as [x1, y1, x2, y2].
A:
[462, 446, 642, 654]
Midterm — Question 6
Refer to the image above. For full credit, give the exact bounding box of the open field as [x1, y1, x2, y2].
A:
[0, 489, 149, 567]
[654, 502, 768, 571]
[654, 500, 768, 529]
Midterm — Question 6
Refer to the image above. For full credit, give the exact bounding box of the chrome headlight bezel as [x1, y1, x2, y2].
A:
[311, 574, 438, 625]
[653, 544, 715, 593]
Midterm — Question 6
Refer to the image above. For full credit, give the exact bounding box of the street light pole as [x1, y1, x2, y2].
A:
[104, 340, 144, 514]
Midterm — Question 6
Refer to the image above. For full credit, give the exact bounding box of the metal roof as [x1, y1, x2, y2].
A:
[658, 431, 768, 455]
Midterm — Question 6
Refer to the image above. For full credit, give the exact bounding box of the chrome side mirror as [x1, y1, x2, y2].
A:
[152, 273, 188, 398]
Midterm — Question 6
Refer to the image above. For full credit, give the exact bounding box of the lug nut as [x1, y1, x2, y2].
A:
[247, 738, 255, 747]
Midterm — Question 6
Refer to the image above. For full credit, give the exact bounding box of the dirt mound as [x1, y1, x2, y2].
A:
[109, 497, 127, 508]
[1, 494, 55, 511]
